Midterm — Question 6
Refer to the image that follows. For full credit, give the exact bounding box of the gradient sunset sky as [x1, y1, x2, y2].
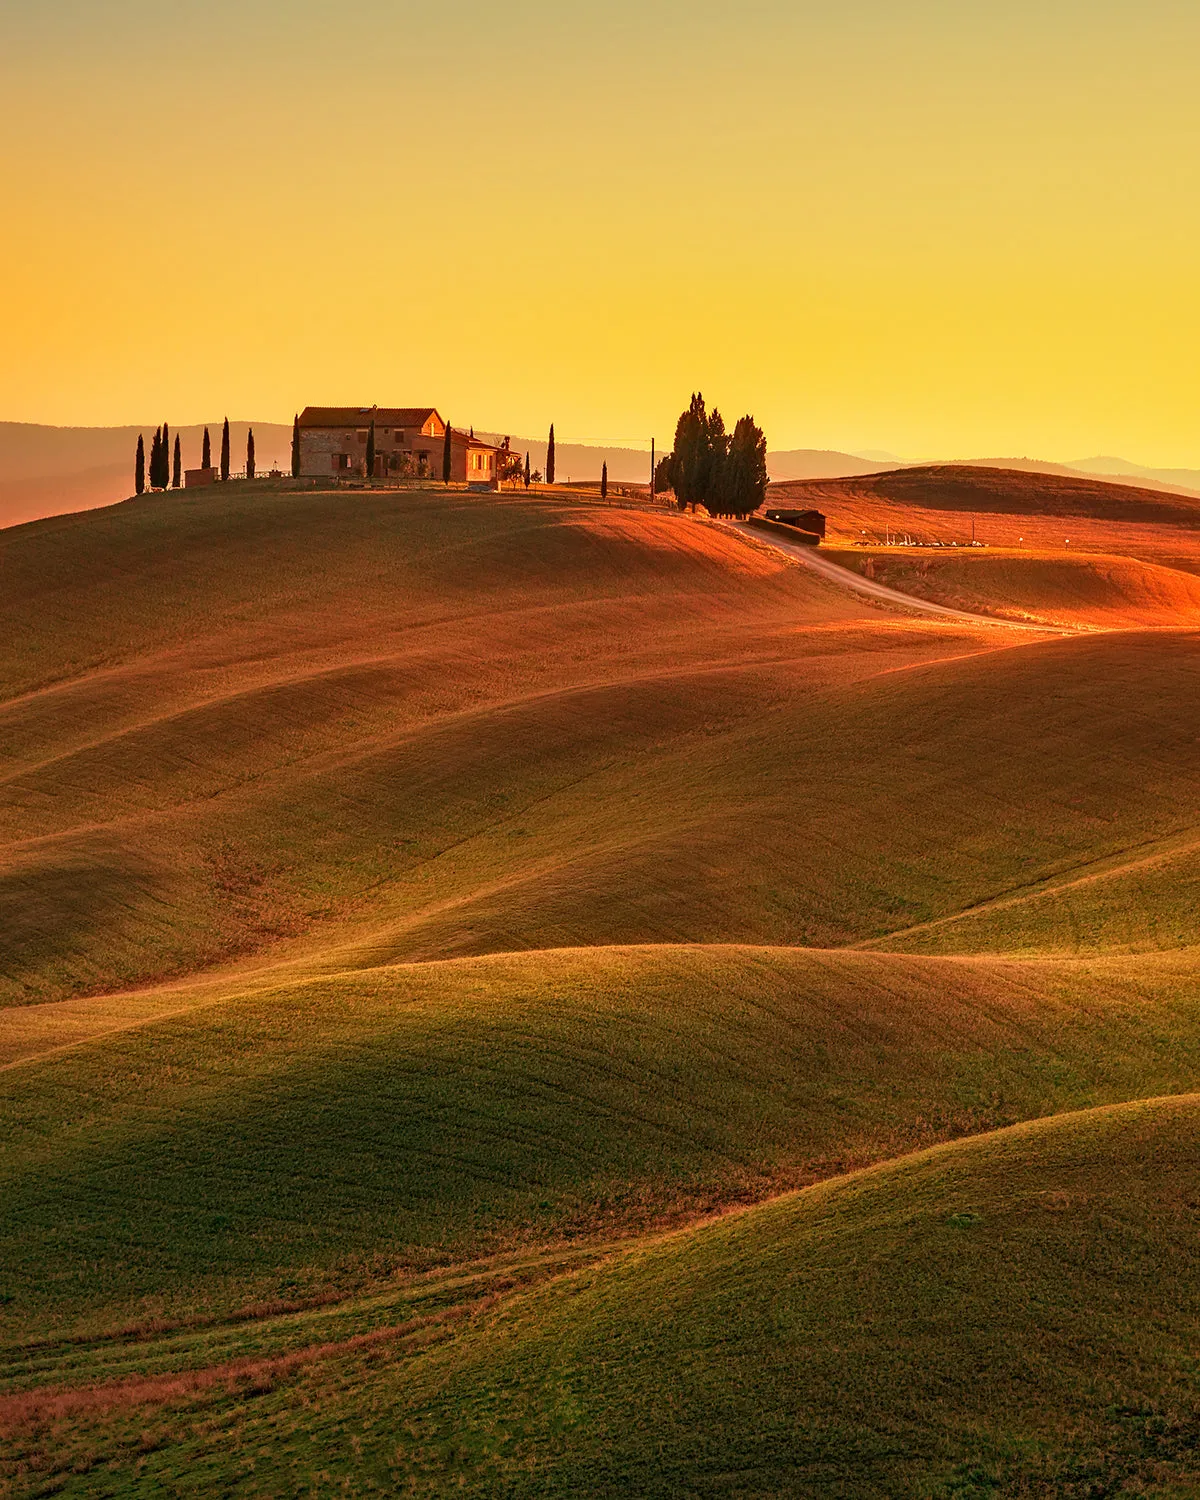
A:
[3, 1, 1199, 462]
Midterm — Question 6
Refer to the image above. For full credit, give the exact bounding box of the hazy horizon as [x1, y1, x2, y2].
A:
[4, 2, 1200, 466]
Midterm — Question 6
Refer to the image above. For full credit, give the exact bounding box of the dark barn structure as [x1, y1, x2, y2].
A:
[764, 508, 826, 538]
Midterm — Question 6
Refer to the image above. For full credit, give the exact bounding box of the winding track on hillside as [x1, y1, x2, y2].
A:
[724, 520, 1078, 632]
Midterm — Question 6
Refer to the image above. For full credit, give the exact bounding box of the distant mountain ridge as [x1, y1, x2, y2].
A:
[947, 456, 1200, 502]
[1072, 455, 1200, 494]
[0, 421, 294, 528]
[3, 420, 1200, 528]
[0, 424, 899, 526]
[482, 436, 896, 486]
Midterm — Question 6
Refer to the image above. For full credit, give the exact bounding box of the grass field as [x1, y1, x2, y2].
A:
[4, 473, 1200, 1495]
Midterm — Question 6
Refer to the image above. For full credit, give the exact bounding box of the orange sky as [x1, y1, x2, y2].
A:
[3, 1, 1200, 463]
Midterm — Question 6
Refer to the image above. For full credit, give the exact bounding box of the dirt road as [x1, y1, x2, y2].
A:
[725, 521, 1072, 633]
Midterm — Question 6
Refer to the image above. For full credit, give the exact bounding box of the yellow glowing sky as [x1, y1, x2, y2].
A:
[3, 1, 1200, 462]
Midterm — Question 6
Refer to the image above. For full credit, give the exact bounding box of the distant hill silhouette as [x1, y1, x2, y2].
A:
[772, 462, 1200, 528]
[5, 421, 1200, 529]
[0, 421, 293, 528]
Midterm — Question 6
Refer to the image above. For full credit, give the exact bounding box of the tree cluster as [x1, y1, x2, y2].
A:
[657, 393, 768, 518]
[146, 423, 178, 491]
[498, 444, 524, 484]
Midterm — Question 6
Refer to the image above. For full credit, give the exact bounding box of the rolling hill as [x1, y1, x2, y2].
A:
[4, 474, 1200, 1495]
[314, 1092, 1200, 1497]
[825, 547, 1200, 629]
[776, 462, 1200, 527]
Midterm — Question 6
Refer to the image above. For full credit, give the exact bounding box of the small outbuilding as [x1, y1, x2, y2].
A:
[764, 508, 826, 538]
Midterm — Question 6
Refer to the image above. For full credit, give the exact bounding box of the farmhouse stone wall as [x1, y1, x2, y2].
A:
[299, 415, 498, 483]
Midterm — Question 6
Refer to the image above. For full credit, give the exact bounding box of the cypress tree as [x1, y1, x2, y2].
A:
[246, 428, 256, 480]
[220, 417, 231, 482]
[442, 420, 452, 484]
[291, 414, 300, 478]
[162, 423, 170, 488]
[366, 418, 376, 480]
[202, 427, 212, 469]
[669, 393, 710, 512]
[173, 433, 182, 489]
[135, 434, 145, 495]
[524, 452, 531, 489]
[724, 415, 768, 518]
[150, 426, 163, 489]
[546, 424, 555, 485]
[704, 407, 729, 514]
[601, 460, 608, 499]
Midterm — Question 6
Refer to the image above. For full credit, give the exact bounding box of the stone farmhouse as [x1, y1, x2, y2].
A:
[297, 406, 506, 485]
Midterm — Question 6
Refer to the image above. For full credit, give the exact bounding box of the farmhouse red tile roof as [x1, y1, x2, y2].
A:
[298, 406, 440, 428]
[448, 429, 501, 450]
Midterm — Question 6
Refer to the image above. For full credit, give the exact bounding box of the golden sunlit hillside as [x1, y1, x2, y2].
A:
[10, 0, 1200, 1489]
[4, 474, 1200, 1496]
[826, 547, 1200, 628]
[776, 463, 1200, 573]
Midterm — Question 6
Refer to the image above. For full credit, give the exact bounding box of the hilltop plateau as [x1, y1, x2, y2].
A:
[4, 475, 1200, 1495]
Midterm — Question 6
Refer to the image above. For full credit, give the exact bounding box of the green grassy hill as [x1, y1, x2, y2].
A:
[4, 480, 1200, 1496]
[342, 1092, 1200, 1498]
[7, 941, 1200, 1346]
[8, 1091, 1200, 1495]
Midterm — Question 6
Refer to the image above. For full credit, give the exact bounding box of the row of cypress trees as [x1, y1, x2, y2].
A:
[135, 417, 257, 494]
[136, 423, 182, 492]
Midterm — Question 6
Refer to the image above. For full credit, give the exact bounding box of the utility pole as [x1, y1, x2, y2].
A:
[650, 438, 655, 502]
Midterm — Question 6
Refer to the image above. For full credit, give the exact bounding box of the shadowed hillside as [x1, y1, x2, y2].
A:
[6, 941, 1200, 1342]
[5, 480, 1200, 1496]
[332, 1094, 1200, 1497]
[4, 483, 1089, 1008]
[9, 1085, 1200, 1494]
